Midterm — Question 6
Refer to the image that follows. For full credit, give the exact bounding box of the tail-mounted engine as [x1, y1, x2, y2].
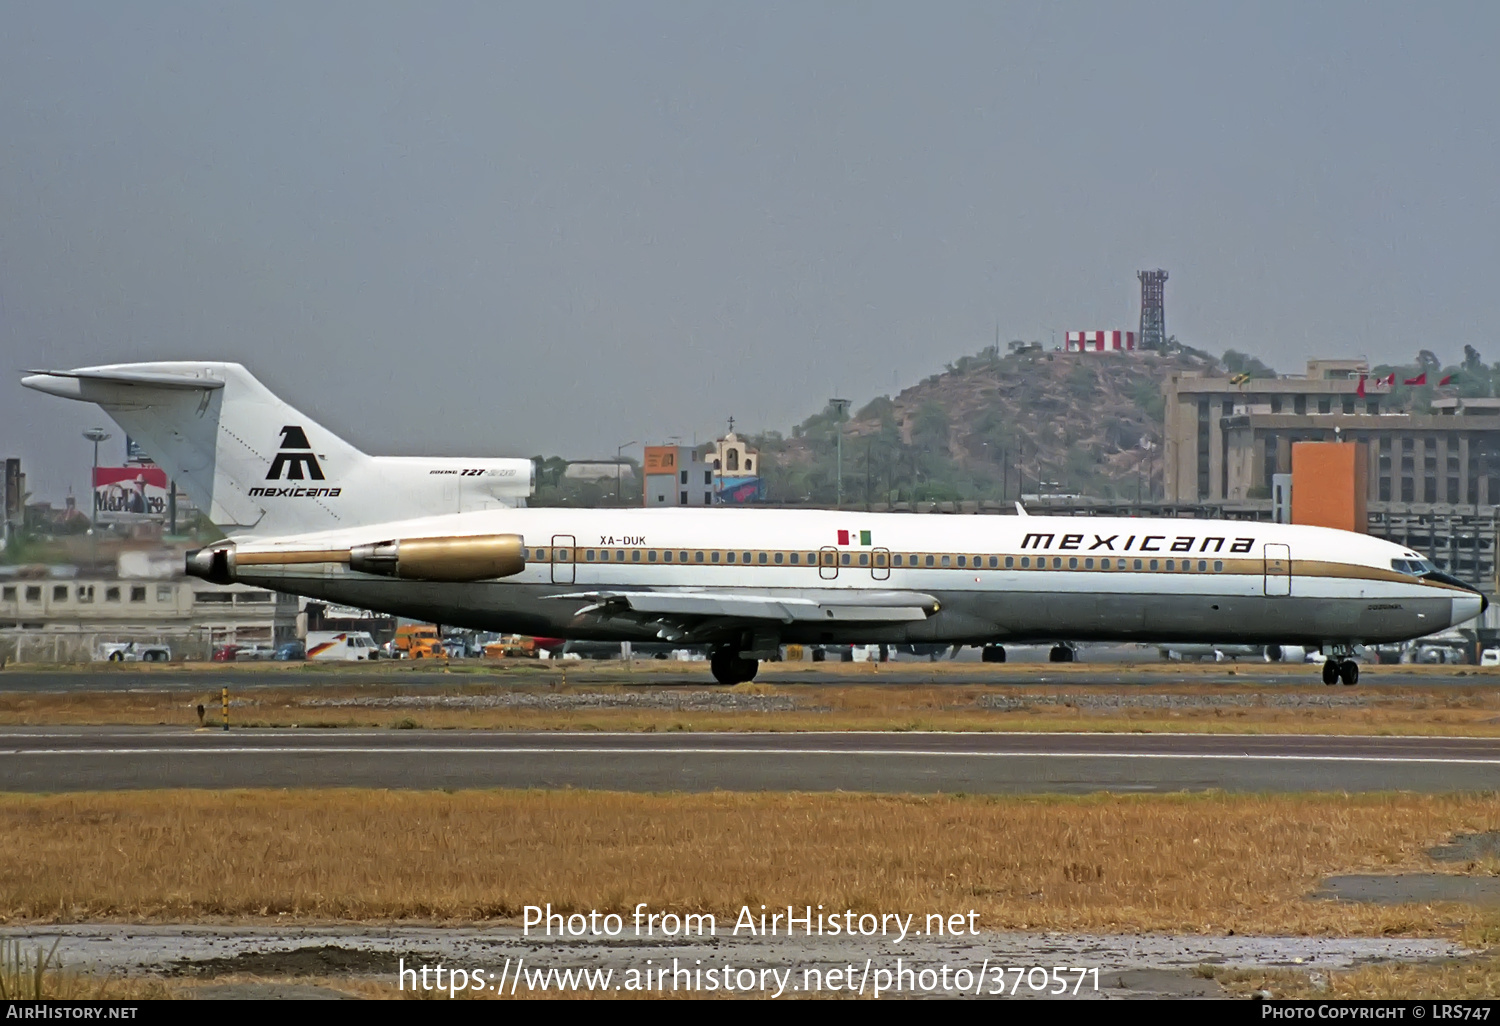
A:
[187, 533, 525, 584]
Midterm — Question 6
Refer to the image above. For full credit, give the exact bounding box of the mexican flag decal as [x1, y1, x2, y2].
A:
[837, 529, 872, 546]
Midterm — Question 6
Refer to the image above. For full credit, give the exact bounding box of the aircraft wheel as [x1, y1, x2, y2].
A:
[108, 652, 124, 662]
[710, 651, 758, 685]
[1339, 660, 1359, 686]
[1321, 660, 1338, 686]
[1049, 645, 1073, 663]
[981, 645, 1006, 664]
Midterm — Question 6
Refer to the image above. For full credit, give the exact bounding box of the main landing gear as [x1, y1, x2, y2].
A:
[1320, 646, 1359, 686]
[981, 645, 1007, 663]
[1048, 644, 1075, 663]
[710, 649, 759, 685]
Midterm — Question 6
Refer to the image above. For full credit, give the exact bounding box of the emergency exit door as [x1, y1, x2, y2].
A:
[551, 534, 575, 584]
[1263, 543, 1291, 597]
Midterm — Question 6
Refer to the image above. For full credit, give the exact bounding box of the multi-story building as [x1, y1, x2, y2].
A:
[643, 445, 716, 507]
[1164, 361, 1500, 596]
[0, 551, 298, 661]
[1165, 359, 1376, 502]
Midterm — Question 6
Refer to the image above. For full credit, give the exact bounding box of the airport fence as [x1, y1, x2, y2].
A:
[0, 628, 215, 665]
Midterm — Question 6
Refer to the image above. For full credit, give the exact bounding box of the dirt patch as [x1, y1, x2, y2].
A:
[183, 981, 353, 999]
[1314, 875, 1500, 905]
[1429, 832, 1500, 863]
[168, 945, 436, 978]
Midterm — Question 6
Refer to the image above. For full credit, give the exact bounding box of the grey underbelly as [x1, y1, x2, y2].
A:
[239, 573, 1441, 646]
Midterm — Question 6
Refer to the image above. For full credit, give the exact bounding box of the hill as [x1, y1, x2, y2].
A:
[750, 343, 1220, 505]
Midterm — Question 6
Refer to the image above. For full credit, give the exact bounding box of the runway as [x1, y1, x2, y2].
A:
[0, 665, 1491, 692]
[2, 728, 1497, 793]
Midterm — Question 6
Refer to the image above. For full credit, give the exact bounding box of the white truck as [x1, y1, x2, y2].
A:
[305, 631, 381, 661]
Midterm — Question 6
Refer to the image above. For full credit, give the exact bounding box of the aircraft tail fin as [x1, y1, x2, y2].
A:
[21, 362, 368, 536]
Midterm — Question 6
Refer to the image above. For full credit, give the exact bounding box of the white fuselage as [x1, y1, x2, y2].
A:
[220, 506, 1484, 648]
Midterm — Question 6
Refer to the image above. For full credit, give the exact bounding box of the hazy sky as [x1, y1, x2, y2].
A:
[4, 2, 1498, 501]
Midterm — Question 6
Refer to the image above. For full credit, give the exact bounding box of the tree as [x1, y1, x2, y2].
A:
[1221, 350, 1277, 379]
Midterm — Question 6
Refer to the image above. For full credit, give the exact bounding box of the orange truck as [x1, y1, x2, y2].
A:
[394, 624, 444, 659]
[483, 635, 537, 658]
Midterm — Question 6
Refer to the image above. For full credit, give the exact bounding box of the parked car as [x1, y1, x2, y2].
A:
[98, 642, 171, 663]
[274, 642, 306, 661]
[237, 643, 276, 661]
[211, 644, 243, 662]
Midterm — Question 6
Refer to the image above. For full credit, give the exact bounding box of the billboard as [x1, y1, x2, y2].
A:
[1065, 330, 1137, 353]
[93, 465, 170, 522]
[643, 446, 680, 474]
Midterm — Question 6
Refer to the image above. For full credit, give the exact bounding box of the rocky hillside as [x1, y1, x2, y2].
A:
[753, 344, 1220, 504]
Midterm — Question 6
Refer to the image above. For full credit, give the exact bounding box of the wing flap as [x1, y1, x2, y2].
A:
[552, 590, 937, 624]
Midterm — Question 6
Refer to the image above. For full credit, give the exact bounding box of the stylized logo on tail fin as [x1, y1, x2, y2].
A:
[266, 426, 325, 481]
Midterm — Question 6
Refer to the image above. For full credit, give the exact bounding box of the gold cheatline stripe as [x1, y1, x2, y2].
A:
[506, 548, 1470, 593]
[227, 546, 1472, 595]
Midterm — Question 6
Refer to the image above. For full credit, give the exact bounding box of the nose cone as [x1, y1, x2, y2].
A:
[1451, 594, 1486, 627]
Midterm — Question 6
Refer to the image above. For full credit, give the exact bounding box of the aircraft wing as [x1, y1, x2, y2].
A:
[549, 589, 938, 639]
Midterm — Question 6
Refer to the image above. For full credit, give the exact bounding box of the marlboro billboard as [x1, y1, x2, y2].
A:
[93, 466, 170, 522]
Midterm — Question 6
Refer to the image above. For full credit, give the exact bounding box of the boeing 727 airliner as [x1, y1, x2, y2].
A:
[22, 363, 1486, 686]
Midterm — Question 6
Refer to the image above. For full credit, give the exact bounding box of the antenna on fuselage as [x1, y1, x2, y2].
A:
[1015, 502, 1028, 517]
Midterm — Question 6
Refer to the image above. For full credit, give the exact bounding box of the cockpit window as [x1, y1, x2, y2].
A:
[1391, 558, 1435, 575]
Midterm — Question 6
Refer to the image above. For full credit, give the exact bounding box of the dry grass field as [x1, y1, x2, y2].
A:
[4, 677, 1500, 735]
[1, 790, 1497, 937]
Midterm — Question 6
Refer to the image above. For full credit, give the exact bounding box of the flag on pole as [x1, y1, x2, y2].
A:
[1382, 373, 1396, 387]
[1356, 375, 1366, 398]
[1439, 374, 1454, 386]
[1229, 372, 1251, 386]
[1404, 373, 1427, 385]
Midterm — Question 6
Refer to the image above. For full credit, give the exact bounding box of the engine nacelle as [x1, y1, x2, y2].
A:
[348, 534, 525, 582]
